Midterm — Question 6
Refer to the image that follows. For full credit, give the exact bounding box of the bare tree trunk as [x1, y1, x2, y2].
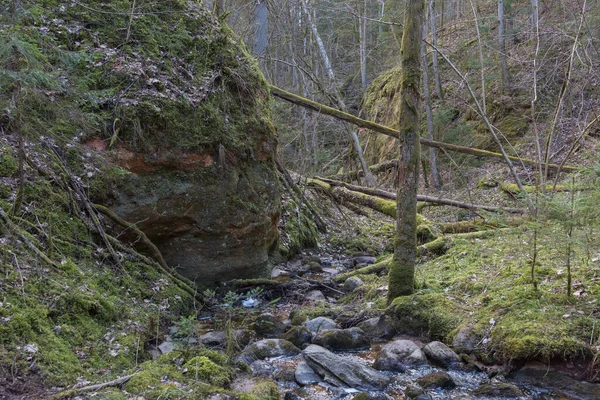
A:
[421, 22, 442, 189]
[469, 0, 487, 114]
[429, 0, 444, 102]
[359, 0, 368, 90]
[498, 0, 509, 89]
[253, 1, 269, 56]
[387, 0, 424, 302]
[300, 0, 376, 187]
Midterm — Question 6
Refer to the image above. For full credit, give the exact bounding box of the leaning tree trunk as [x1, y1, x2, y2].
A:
[388, 0, 424, 303]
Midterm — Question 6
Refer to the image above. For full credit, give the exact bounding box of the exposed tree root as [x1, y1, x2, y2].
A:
[0, 208, 62, 271]
[276, 158, 327, 233]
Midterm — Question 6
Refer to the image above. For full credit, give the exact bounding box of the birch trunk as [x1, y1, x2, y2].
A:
[498, 0, 509, 89]
[429, 0, 444, 102]
[421, 23, 442, 189]
[300, 0, 376, 187]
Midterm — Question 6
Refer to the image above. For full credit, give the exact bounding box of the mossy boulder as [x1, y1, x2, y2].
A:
[311, 327, 370, 351]
[183, 356, 231, 387]
[388, 293, 465, 341]
[417, 371, 456, 389]
[3, 0, 280, 287]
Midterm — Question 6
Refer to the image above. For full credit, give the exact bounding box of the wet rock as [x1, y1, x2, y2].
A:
[237, 339, 300, 364]
[158, 341, 176, 354]
[343, 277, 364, 292]
[283, 326, 313, 348]
[302, 344, 389, 390]
[422, 341, 463, 369]
[312, 327, 370, 351]
[250, 360, 275, 378]
[305, 317, 339, 333]
[405, 384, 427, 400]
[200, 330, 250, 349]
[303, 255, 321, 264]
[354, 256, 376, 265]
[253, 313, 287, 337]
[307, 262, 323, 272]
[356, 316, 395, 341]
[283, 393, 304, 400]
[295, 360, 322, 385]
[274, 365, 296, 382]
[510, 362, 600, 400]
[452, 325, 480, 353]
[471, 382, 524, 397]
[417, 371, 456, 389]
[373, 339, 428, 372]
[271, 268, 289, 279]
[305, 290, 327, 302]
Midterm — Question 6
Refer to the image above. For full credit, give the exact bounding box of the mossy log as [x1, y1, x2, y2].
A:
[314, 177, 525, 214]
[499, 182, 572, 195]
[332, 159, 398, 181]
[269, 85, 580, 173]
[440, 218, 524, 234]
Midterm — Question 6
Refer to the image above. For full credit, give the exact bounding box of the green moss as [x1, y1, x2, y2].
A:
[389, 293, 465, 341]
[183, 356, 231, 386]
[0, 145, 18, 177]
[249, 380, 279, 400]
[124, 360, 184, 393]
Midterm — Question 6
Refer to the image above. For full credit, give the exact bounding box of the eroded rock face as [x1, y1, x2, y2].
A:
[83, 5, 280, 287]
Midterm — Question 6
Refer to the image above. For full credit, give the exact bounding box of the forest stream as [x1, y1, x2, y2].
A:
[169, 251, 599, 400]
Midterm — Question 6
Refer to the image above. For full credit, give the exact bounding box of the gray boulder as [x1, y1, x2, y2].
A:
[283, 326, 313, 348]
[417, 371, 456, 389]
[422, 341, 463, 369]
[237, 339, 300, 364]
[253, 313, 287, 337]
[295, 360, 322, 385]
[312, 327, 370, 351]
[356, 316, 395, 341]
[373, 339, 428, 372]
[305, 317, 339, 333]
[200, 329, 250, 349]
[343, 277, 364, 292]
[452, 326, 480, 354]
[305, 290, 327, 302]
[302, 344, 389, 390]
[250, 360, 275, 378]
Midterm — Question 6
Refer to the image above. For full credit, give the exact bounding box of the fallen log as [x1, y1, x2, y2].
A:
[269, 85, 580, 173]
[54, 374, 137, 399]
[332, 159, 398, 181]
[315, 177, 525, 214]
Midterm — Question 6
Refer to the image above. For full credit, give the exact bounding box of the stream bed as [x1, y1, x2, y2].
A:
[194, 252, 600, 400]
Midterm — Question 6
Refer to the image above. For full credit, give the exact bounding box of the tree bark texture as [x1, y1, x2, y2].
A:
[388, 0, 424, 302]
